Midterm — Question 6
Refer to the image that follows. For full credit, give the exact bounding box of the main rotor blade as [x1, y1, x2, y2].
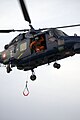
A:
[1, 24, 80, 33]
[0, 29, 29, 33]
[55, 24, 80, 29]
[38, 24, 80, 31]
[19, 0, 31, 24]
[0, 30, 14, 33]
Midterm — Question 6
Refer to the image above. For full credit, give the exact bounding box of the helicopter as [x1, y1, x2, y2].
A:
[0, 0, 80, 81]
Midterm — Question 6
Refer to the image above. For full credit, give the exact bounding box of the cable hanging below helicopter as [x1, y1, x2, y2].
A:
[23, 81, 29, 96]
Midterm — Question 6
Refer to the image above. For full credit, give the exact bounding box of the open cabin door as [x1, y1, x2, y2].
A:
[30, 34, 47, 54]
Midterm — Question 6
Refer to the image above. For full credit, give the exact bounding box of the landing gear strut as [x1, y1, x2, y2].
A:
[6, 64, 12, 73]
[30, 69, 36, 81]
[53, 62, 61, 69]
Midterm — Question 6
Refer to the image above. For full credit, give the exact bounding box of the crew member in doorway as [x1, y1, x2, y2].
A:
[30, 36, 45, 53]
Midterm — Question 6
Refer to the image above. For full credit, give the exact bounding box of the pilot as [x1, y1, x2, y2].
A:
[30, 36, 45, 52]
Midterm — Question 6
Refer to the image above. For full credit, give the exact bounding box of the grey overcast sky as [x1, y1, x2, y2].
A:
[0, 0, 80, 120]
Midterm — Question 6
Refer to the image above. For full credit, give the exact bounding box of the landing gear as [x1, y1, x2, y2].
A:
[6, 64, 12, 73]
[30, 69, 36, 81]
[53, 62, 61, 69]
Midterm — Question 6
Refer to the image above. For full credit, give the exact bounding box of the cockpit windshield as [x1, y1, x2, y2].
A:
[9, 34, 23, 46]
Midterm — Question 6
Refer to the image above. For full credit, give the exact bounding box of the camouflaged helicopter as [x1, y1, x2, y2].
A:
[0, 0, 80, 81]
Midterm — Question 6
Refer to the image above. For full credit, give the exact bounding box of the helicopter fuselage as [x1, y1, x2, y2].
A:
[0, 28, 80, 72]
[0, 0, 80, 81]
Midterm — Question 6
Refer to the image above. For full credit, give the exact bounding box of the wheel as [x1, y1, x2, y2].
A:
[7, 67, 11, 73]
[6, 65, 12, 73]
[53, 63, 61, 69]
[30, 75, 36, 81]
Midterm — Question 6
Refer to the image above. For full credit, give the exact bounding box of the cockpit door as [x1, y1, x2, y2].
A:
[9, 45, 16, 58]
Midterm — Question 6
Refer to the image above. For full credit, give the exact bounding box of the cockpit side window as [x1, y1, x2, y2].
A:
[20, 42, 27, 52]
